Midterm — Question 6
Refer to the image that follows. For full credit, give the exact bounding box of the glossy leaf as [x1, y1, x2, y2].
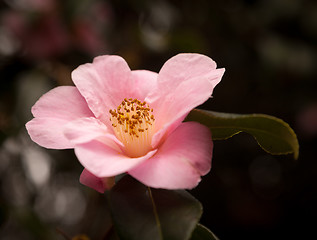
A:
[108, 175, 202, 240]
[185, 109, 299, 159]
[190, 224, 219, 240]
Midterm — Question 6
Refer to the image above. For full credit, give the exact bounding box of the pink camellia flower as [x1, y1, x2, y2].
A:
[26, 54, 225, 192]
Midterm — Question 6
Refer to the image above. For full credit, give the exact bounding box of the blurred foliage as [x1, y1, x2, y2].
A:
[108, 175, 202, 240]
[0, 0, 316, 239]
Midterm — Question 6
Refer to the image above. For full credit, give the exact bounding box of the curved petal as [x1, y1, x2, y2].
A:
[80, 169, 114, 193]
[151, 113, 185, 149]
[64, 117, 123, 149]
[26, 86, 93, 149]
[26, 118, 74, 149]
[31, 86, 93, 119]
[71, 56, 154, 126]
[130, 70, 158, 100]
[146, 53, 225, 132]
[71, 55, 131, 125]
[74, 140, 157, 177]
[129, 122, 213, 189]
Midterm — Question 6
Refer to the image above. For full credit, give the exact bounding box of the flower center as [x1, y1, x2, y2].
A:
[109, 98, 155, 157]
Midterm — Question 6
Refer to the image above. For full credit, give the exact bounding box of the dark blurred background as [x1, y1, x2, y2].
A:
[0, 0, 316, 239]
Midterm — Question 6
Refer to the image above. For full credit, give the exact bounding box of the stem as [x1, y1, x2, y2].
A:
[147, 187, 163, 240]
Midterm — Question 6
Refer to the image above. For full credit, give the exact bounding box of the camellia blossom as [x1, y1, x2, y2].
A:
[26, 54, 225, 192]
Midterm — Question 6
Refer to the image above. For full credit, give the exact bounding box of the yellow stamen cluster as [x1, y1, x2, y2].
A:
[109, 98, 155, 157]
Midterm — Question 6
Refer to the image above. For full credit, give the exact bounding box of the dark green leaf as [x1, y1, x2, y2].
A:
[108, 175, 202, 240]
[185, 109, 299, 159]
[190, 224, 219, 240]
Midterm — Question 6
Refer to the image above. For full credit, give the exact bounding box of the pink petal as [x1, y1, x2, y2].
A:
[74, 140, 157, 177]
[71, 55, 131, 124]
[151, 114, 185, 149]
[130, 70, 158, 100]
[80, 168, 114, 193]
[31, 86, 93, 119]
[146, 53, 225, 135]
[72, 56, 154, 126]
[64, 117, 123, 148]
[26, 86, 93, 149]
[26, 118, 74, 149]
[129, 122, 213, 189]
